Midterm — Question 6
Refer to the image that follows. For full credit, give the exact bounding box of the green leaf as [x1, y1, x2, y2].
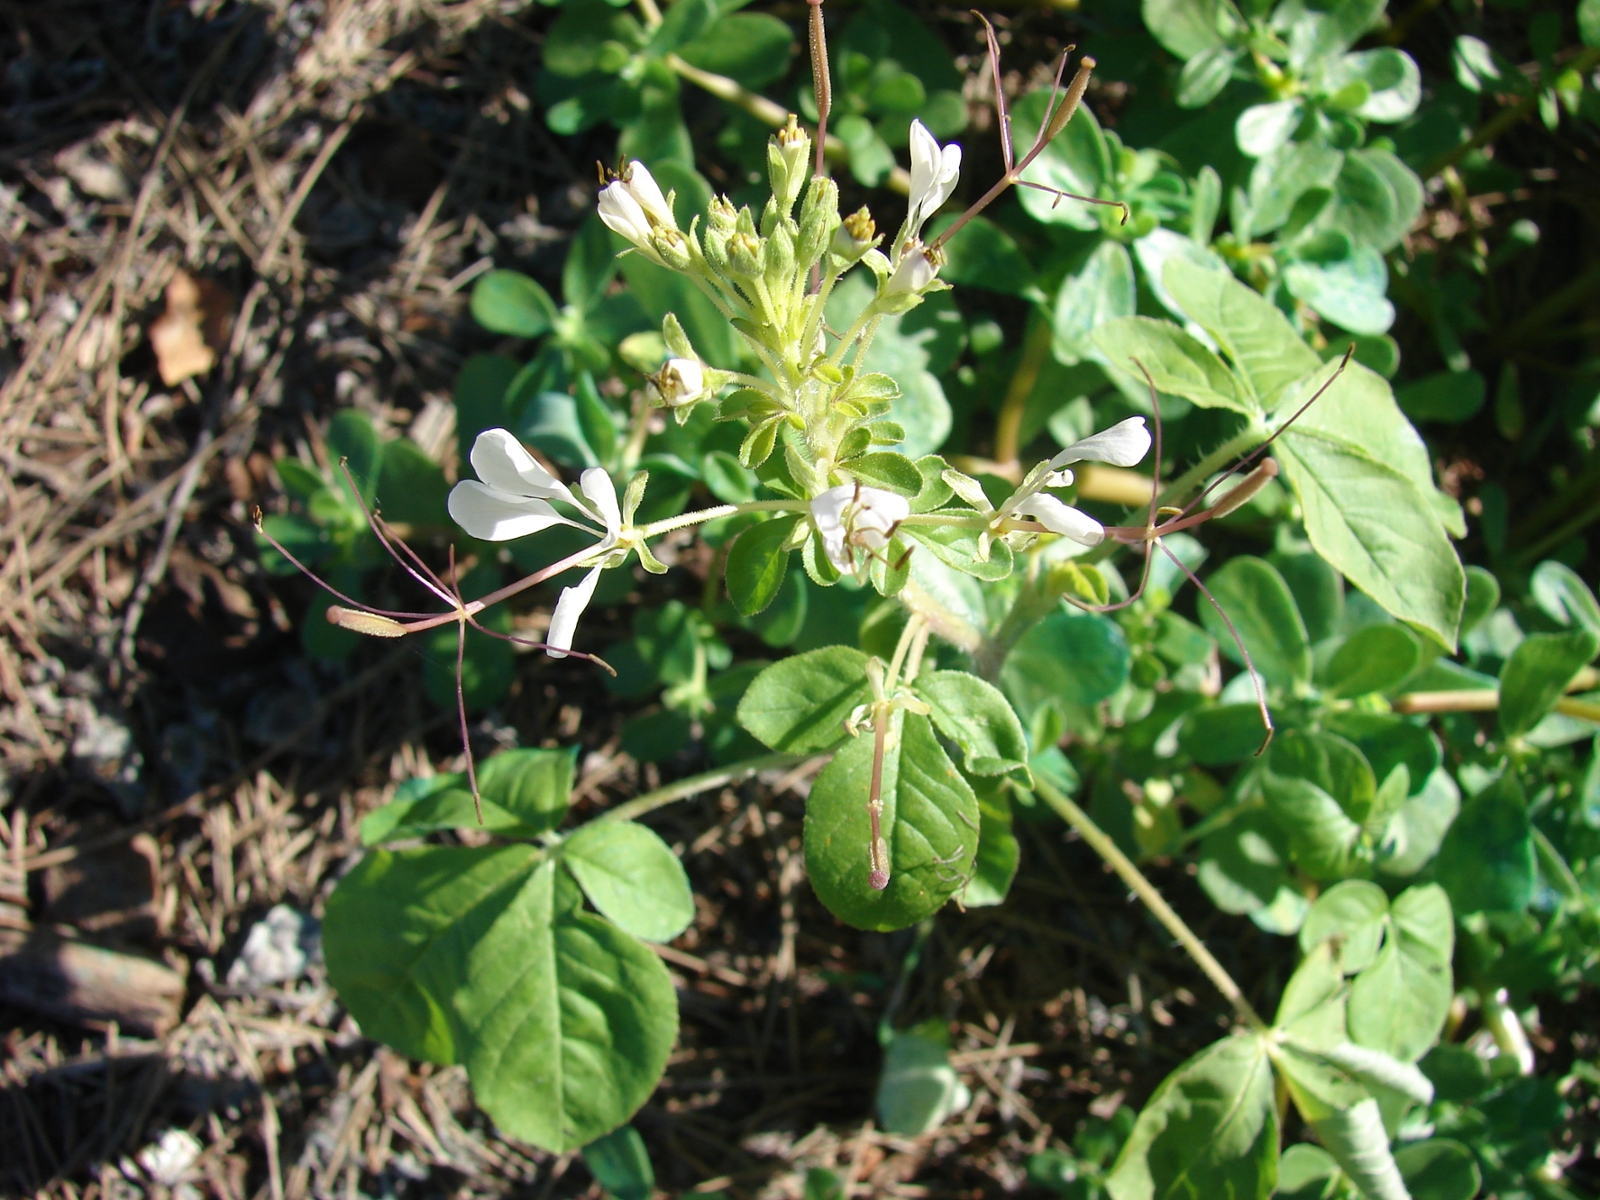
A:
[1330, 49, 1422, 123]
[1323, 149, 1423, 253]
[1163, 259, 1321, 407]
[916, 671, 1029, 779]
[1001, 608, 1131, 714]
[1348, 884, 1453, 1062]
[1394, 1139, 1481, 1200]
[1396, 369, 1486, 424]
[375, 439, 449, 526]
[1105, 1031, 1278, 1200]
[446, 859, 677, 1151]
[1272, 730, 1376, 822]
[1090, 316, 1251, 413]
[1299, 879, 1388, 973]
[644, 0, 715, 54]
[515, 390, 599, 470]
[1055, 241, 1136, 363]
[1180, 704, 1273, 765]
[875, 1022, 971, 1135]
[1582, 0, 1600, 46]
[1529, 560, 1600, 637]
[1246, 143, 1344, 243]
[1012, 91, 1111, 231]
[804, 711, 979, 931]
[726, 517, 798, 618]
[1264, 776, 1366, 881]
[676, 12, 794, 88]
[581, 1125, 654, 1200]
[1277, 1144, 1342, 1200]
[562, 821, 694, 943]
[328, 409, 383, 505]
[478, 747, 576, 833]
[737, 646, 871, 752]
[1197, 807, 1308, 933]
[325, 844, 542, 1064]
[1377, 768, 1459, 877]
[1323, 625, 1421, 698]
[846, 452, 924, 495]
[360, 783, 548, 846]
[454, 354, 521, 468]
[931, 214, 1039, 299]
[1283, 246, 1395, 337]
[1178, 45, 1241, 108]
[565, 215, 622, 314]
[472, 270, 558, 338]
[1198, 556, 1312, 691]
[962, 782, 1019, 908]
[275, 457, 325, 500]
[1498, 628, 1600, 737]
[1236, 99, 1301, 156]
[1435, 773, 1535, 915]
[1142, 0, 1233, 58]
[1301, 1099, 1408, 1200]
[1275, 432, 1464, 651]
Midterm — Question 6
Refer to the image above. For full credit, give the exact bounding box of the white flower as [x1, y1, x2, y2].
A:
[1049, 416, 1152, 472]
[885, 241, 940, 296]
[810, 484, 911, 573]
[649, 357, 705, 408]
[906, 120, 961, 239]
[448, 429, 585, 541]
[547, 467, 623, 659]
[597, 161, 677, 250]
[1012, 493, 1107, 546]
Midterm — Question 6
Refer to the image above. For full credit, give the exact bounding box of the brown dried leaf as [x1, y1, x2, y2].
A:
[148, 270, 233, 386]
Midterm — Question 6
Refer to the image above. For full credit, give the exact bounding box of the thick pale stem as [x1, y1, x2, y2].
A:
[1032, 774, 1268, 1032]
[601, 752, 809, 824]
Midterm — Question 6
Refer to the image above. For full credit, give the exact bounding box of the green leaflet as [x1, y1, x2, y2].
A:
[1323, 624, 1422, 698]
[1162, 258, 1321, 407]
[726, 516, 799, 617]
[1104, 1031, 1278, 1200]
[562, 821, 695, 943]
[471, 270, 558, 339]
[1198, 556, 1312, 691]
[1435, 773, 1536, 915]
[962, 780, 1020, 908]
[736, 646, 871, 752]
[1498, 628, 1600, 738]
[915, 670, 1030, 780]
[1090, 316, 1252, 413]
[804, 710, 979, 932]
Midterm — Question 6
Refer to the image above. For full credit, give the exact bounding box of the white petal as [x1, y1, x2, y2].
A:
[1049, 416, 1152, 469]
[469, 429, 576, 505]
[908, 120, 940, 212]
[581, 468, 622, 537]
[546, 565, 603, 658]
[623, 161, 674, 229]
[822, 526, 851, 573]
[447, 481, 571, 542]
[852, 487, 911, 543]
[809, 484, 855, 532]
[886, 244, 938, 295]
[598, 183, 652, 245]
[1015, 494, 1105, 546]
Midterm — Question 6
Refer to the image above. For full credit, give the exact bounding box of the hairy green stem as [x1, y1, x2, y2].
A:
[601, 752, 811, 824]
[1031, 773, 1268, 1032]
[638, 498, 807, 541]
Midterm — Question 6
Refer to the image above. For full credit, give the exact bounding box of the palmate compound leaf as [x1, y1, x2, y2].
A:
[804, 710, 979, 932]
[325, 849, 677, 1153]
[1104, 1030, 1278, 1200]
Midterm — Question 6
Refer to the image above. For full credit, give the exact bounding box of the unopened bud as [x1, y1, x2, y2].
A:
[831, 206, 877, 263]
[797, 176, 840, 268]
[769, 114, 811, 214]
[327, 606, 408, 638]
[652, 226, 693, 271]
[763, 222, 796, 286]
[728, 231, 763, 278]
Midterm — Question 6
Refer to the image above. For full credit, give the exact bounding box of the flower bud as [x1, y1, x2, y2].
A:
[763, 222, 796, 288]
[728, 231, 763, 279]
[831, 206, 877, 264]
[652, 226, 693, 271]
[768, 114, 811, 215]
[797, 176, 841, 269]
